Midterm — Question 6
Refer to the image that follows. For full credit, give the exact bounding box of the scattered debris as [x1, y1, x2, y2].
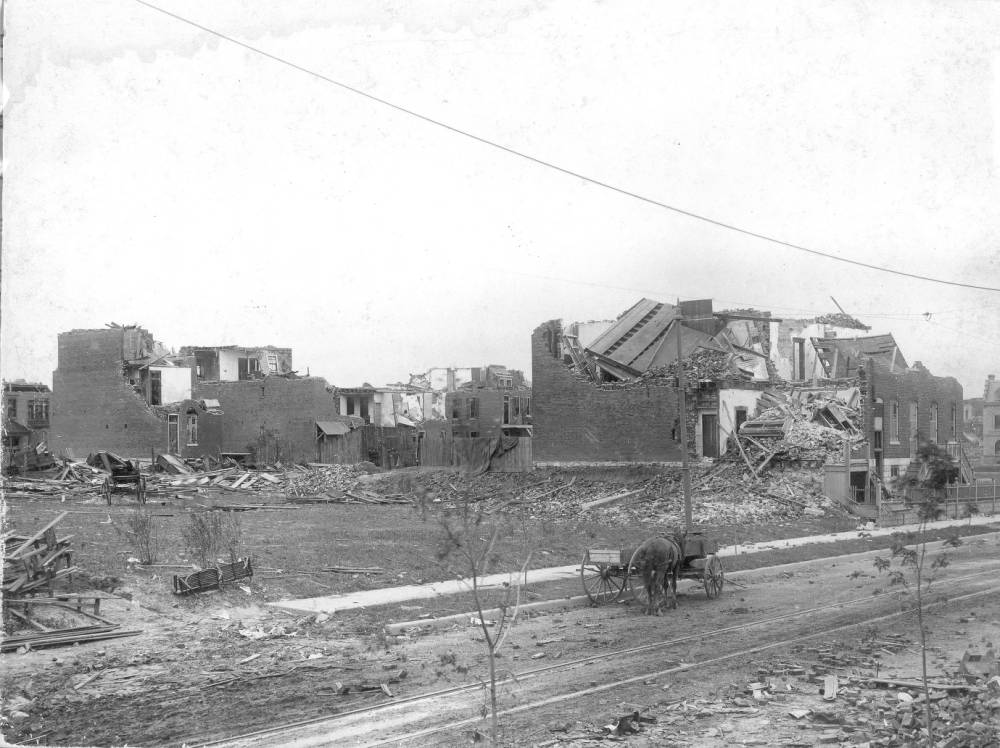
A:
[172, 558, 253, 595]
[2, 512, 76, 596]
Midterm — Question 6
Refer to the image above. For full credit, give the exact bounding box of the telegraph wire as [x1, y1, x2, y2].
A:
[133, 0, 1000, 294]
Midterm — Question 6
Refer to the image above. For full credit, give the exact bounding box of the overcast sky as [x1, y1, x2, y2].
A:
[2, 1, 999, 395]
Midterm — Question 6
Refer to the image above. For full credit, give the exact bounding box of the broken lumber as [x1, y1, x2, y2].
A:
[581, 488, 645, 511]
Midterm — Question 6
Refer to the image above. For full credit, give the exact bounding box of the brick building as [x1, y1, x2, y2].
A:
[3, 380, 52, 472]
[865, 359, 965, 485]
[532, 298, 967, 491]
[51, 327, 338, 464]
[447, 365, 532, 439]
[532, 319, 683, 463]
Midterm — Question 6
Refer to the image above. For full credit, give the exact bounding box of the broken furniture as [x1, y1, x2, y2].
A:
[88, 451, 147, 505]
[2, 512, 76, 596]
[580, 531, 725, 606]
[172, 557, 253, 595]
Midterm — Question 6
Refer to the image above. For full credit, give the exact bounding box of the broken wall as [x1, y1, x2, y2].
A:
[532, 322, 683, 463]
[772, 320, 876, 381]
[193, 376, 338, 463]
[51, 329, 166, 458]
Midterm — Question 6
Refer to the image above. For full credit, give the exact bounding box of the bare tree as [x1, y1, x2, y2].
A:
[874, 496, 962, 745]
[417, 487, 537, 745]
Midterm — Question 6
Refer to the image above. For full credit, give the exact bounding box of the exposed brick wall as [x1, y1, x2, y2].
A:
[532, 322, 683, 462]
[447, 388, 532, 438]
[194, 377, 338, 464]
[51, 329, 167, 459]
[869, 360, 963, 460]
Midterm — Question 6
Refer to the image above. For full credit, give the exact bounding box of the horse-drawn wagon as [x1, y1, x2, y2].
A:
[580, 531, 725, 606]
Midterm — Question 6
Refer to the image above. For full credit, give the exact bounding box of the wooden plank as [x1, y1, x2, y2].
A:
[7, 512, 68, 558]
[581, 488, 645, 511]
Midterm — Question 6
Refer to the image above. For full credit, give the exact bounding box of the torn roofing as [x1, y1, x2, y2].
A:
[585, 298, 678, 371]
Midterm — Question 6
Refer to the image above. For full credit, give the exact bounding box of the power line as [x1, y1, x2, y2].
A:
[134, 0, 1000, 294]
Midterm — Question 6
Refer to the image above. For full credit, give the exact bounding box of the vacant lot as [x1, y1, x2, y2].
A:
[3, 464, 997, 746]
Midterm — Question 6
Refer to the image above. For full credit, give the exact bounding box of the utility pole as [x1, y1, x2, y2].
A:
[675, 301, 692, 533]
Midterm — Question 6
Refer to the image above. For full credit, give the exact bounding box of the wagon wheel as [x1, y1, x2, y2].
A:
[703, 554, 725, 598]
[625, 547, 650, 608]
[102, 477, 113, 506]
[136, 475, 147, 505]
[580, 552, 626, 605]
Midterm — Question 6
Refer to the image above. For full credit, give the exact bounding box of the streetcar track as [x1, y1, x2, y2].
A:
[196, 564, 1000, 747]
[375, 583, 1000, 747]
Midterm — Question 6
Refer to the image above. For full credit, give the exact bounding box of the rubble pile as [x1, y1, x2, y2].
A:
[372, 463, 839, 527]
[735, 386, 865, 468]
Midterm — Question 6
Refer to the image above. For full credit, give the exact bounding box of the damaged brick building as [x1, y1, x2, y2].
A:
[50, 326, 338, 464]
[532, 298, 967, 509]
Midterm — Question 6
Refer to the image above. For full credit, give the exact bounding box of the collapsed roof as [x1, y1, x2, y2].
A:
[566, 298, 773, 384]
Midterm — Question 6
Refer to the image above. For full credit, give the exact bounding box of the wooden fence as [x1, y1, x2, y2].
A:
[419, 435, 532, 473]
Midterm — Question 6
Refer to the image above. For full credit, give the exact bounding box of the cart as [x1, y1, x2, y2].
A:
[87, 452, 147, 505]
[580, 531, 724, 606]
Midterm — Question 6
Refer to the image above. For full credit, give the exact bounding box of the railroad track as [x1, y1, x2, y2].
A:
[196, 565, 1000, 747]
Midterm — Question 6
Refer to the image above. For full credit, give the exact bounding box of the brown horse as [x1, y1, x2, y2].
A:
[632, 536, 682, 615]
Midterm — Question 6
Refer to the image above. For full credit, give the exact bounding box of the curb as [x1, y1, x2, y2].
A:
[384, 594, 591, 636]
[384, 529, 1000, 636]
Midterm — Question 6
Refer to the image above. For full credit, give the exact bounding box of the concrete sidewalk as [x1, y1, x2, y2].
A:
[268, 514, 1000, 616]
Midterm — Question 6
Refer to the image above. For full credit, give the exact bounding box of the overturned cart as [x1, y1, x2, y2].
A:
[580, 532, 725, 605]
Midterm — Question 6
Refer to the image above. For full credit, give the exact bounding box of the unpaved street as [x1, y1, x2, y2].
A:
[5, 530, 998, 747]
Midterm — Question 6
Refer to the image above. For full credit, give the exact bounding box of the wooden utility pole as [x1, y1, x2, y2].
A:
[675, 303, 692, 532]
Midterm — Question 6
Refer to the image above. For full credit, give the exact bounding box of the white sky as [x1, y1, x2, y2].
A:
[2, 0, 999, 395]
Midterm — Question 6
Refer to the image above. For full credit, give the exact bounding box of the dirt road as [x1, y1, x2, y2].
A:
[8, 531, 996, 747]
[198, 534, 1000, 746]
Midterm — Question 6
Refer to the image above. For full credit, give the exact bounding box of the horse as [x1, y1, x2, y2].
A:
[632, 536, 682, 615]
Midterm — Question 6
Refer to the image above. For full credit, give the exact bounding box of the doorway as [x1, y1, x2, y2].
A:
[701, 413, 719, 458]
[167, 414, 179, 454]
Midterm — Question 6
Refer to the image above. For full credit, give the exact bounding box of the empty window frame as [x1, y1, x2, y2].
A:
[889, 400, 899, 444]
[6, 397, 17, 420]
[497, 376, 513, 390]
[149, 370, 162, 406]
[503, 395, 510, 423]
[266, 353, 279, 374]
[469, 397, 479, 419]
[452, 398, 461, 420]
[930, 403, 939, 444]
[27, 399, 49, 422]
[186, 413, 199, 445]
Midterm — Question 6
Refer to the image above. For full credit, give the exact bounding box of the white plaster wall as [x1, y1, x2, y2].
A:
[718, 388, 764, 455]
[574, 320, 615, 348]
[151, 366, 192, 403]
[217, 350, 241, 381]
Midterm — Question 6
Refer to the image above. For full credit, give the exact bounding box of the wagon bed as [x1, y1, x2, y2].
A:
[580, 532, 724, 605]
